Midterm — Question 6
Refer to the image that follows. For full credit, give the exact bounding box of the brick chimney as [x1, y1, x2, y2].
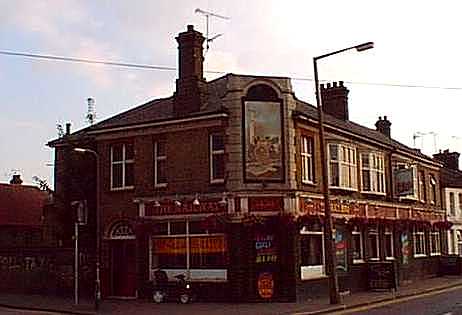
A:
[173, 25, 207, 116]
[433, 149, 460, 170]
[10, 174, 23, 185]
[375, 116, 392, 137]
[320, 81, 349, 120]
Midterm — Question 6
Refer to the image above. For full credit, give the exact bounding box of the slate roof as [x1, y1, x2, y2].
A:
[440, 167, 462, 188]
[0, 184, 49, 226]
[47, 73, 439, 166]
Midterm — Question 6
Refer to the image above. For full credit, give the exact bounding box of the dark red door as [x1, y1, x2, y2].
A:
[111, 240, 137, 297]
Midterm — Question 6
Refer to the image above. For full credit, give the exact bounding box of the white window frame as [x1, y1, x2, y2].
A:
[429, 175, 437, 205]
[418, 170, 427, 203]
[413, 227, 427, 257]
[210, 133, 225, 184]
[384, 228, 394, 260]
[459, 193, 462, 215]
[154, 140, 167, 188]
[110, 143, 134, 190]
[430, 229, 441, 256]
[352, 227, 364, 264]
[368, 228, 380, 261]
[328, 143, 357, 190]
[449, 192, 455, 216]
[360, 152, 386, 195]
[300, 226, 325, 279]
[301, 136, 314, 184]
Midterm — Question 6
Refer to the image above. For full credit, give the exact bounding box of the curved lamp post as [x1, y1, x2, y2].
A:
[314, 42, 374, 304]
[73, 147, 101, 311]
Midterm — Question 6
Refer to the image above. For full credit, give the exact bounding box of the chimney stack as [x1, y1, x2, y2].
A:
[65, 123, 71, 136]
[433, 149, 460, 170]
[10, 174, 23, 185]
[375, 116, 392, 138]
[320, 81, 349, 120]
[173, 25, 207, 116]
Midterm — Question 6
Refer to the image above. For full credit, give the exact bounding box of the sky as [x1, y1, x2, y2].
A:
[1, 0, 461, 187]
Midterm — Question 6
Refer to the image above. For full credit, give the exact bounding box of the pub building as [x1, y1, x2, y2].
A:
[48, 25, 449, 302]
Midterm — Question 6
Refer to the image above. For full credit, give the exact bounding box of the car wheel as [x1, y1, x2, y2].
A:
[179, 293, 190, 304]
[153, 290, 164, 303]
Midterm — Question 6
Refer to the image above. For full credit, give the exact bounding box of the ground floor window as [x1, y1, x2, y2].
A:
[367, 227, 380, 260]
[151, 219, 228, 281]
[384, 228, 394, 259]
[300, 223, 325, 279]
[413, 227, 426, 257]
[352, 226, 364, 263]
[430, 229, 441, 256]
[457, 230, 462, 256]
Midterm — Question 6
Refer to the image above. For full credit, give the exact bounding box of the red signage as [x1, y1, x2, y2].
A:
[145, 200, 226, 216]
[300, 198, 366, 217]
[257, 272, 274, 299]
[249, 197, 283, 212]
[368, 206, 396, 219]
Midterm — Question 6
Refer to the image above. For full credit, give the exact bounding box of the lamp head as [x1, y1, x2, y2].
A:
[355, 42, 374, 52]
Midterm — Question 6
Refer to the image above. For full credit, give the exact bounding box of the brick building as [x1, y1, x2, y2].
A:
[434, 150, 462, 256]
[48, 25, 449, 301]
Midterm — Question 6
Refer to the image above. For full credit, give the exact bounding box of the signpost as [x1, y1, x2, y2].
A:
[367, 261, 397, 291]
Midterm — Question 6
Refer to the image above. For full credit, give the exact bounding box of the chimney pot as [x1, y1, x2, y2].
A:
[375, 115, 391, 137]
[10, 174, 23, 185]
[339, 81, 344, 86]
[320, 81, 350, 120]
[65, 123, 71, 135]
[187, 25, 194, 31]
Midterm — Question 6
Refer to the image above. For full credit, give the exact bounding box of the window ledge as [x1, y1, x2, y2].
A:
[368, 258, 380, 261]
[302, 180, 316, 186]
[385, 257, 395, 260]
[353, 259, 365, 264]
[300, 275, 328, 281]
[329, 186, 358, 192]
[430, 253, 441, 256]
[361, 191, 386, 196]
[110, 186, 134, 192]
[154, 183, 168, 189]
[210, 179, 225, 185]
[414, 254, 427, 258]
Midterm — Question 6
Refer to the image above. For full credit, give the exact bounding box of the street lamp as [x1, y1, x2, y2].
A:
[313, 42, 374, 305]
[73, 147, 101, 311]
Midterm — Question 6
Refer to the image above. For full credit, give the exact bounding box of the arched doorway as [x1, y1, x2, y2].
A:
[108, 221, 137, 298]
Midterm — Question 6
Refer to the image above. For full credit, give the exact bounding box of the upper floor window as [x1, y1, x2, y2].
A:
[459, 193, 462, 212]
[418, 171, 426, 202]
[450, 192, 456, 216]
[111, 143, 134, 190]
[210, 133, 225, 183]
[301, 136, 314, 184]
[429, 175, 437, 205]
[154, 140, 167, 187]
[328, 143, 357, 190]
[360, 152, 385, 194]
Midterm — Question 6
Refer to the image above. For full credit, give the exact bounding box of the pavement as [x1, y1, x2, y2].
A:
[1, 276, 462, 315]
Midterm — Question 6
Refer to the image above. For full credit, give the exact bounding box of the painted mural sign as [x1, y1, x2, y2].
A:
[257, 272, 274, 299]
[255, 233, 277, 264]
[394, 168, 414, 196]
[244, 101, 283, 181]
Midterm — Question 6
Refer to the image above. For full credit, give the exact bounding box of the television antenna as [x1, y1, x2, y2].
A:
[56, 123, 65, 138]
[195, 8, 230, 52]
[413, 131, 437, 152]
